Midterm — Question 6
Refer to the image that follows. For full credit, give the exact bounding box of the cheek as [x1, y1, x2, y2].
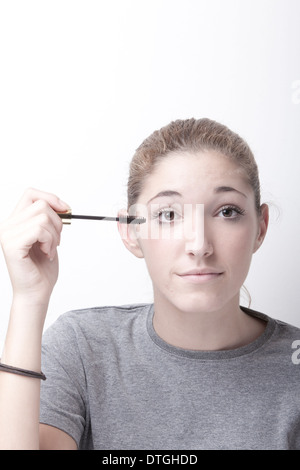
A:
[222, 224, 257, 273]
[221, 214, 258, 247]
[139, 238, 179, 280]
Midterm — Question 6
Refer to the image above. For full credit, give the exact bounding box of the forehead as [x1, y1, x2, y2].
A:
[140, 150, 248, 199]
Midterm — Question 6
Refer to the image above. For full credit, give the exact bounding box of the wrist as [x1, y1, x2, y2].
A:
[2, 297, 49, 366]
[2, 308, 45, 371]
[11, 292, 50, 315]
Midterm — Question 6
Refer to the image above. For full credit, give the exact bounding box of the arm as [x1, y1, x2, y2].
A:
[39, 424, 77, 450]
[0, 188, 76, 449]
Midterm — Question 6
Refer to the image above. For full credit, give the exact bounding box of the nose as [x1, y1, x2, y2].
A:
[184, 205, 213, 257]
[185, 235, 214, 257]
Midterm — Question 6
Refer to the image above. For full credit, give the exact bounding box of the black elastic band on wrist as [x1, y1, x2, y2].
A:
[0, 361, 46, 380]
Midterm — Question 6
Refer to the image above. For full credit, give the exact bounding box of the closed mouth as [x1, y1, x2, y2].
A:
[177, 271, 224, 283]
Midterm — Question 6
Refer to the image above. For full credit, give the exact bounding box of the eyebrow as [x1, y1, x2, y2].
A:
[214, 186, 247, 198]
[146, 186, 247, 205]
[147, 190, 182, 205]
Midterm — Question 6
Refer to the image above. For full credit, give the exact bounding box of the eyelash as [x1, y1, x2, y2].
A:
[152, 205, 246, 224]
[217, 205, 246, 220]
[152, 207, 182, 224]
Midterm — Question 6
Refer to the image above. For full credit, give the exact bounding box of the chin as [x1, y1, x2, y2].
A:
[169, 292, 230, 316]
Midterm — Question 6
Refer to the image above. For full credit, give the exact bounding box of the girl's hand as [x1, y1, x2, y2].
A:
[0, 188, 70, 306]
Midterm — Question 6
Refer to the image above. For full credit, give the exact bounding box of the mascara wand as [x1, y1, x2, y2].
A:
[57, 210, 146, 225]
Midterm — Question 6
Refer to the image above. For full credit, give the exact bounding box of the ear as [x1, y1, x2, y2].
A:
[117, 210, 144, 259]
[253, 203, 269, 253]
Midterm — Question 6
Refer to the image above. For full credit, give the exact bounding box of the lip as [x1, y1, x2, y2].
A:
[177, 269, 224, 284]
[179, 268, 223, 276]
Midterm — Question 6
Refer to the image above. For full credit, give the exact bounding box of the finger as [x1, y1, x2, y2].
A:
[12, 188, 70, 215]
[1, 200, 64, 260]
[30, 199, 65, 239]
[7, 213, 62, 261]
[32, 212, 62, 259]
[11, 199, 64, 244]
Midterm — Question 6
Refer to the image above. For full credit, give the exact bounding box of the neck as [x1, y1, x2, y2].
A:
[152, 293, 266, 351]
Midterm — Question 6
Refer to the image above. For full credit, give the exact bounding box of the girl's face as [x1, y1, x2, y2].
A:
[122, 150, 268, 315]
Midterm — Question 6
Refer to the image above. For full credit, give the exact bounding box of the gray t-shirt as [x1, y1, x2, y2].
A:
[40, 303, 300, 450]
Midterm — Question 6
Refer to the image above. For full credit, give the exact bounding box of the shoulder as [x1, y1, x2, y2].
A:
[271, 316, 300, 349]
[43, 303, 153, 344]
[60, 302, 152, 327]
[242, 306, 300, 361]
[242, 306, 300, 335]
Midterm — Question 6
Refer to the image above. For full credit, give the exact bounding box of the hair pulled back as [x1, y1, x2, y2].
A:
[127, 118, 261, 212]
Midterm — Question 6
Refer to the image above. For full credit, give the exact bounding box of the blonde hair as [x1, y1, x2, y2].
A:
[128, 118, 261, 213]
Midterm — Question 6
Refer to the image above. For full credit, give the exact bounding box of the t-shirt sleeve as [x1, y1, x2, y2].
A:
[40, 314, 87, 448]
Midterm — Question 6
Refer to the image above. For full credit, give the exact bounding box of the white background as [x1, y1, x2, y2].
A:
[0, 0, 300, 352]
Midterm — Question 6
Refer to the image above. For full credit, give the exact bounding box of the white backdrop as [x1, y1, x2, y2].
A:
[1, 0, 300, 353]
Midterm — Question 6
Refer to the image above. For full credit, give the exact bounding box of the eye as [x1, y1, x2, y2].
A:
[217, 205, 245, 219]
[154, 208, 182, 224]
